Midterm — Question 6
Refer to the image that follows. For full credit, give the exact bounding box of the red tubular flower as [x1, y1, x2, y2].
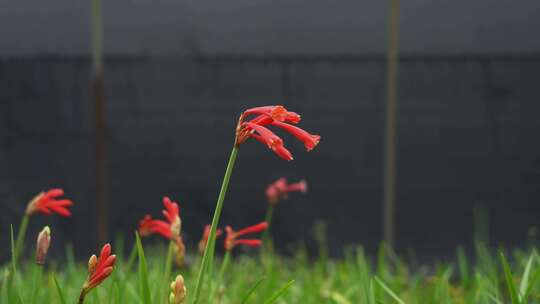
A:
[81, 243, 116, 295]
[138, 196, 181, 240]
[235, 105, 320, 160]
[271, 121, 321, 151]
[265, 178, 308, 205]
[224, 222, 268, 251]
[198, 224, 223, 255]
[25, 188, 73, 217]
[138, 215, 173, 239]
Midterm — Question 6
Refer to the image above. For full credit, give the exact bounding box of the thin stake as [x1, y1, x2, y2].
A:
[91, 0, 108, 245]
[382, 0, 400, 248]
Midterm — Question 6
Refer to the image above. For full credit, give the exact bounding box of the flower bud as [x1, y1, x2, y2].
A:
[36, 226, 51, 265]
[169, 275, 186, 304]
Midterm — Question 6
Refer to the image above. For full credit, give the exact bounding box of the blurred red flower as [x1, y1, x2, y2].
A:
[138, 196, 181, 240]
[25, 188, 73, 217]
[265, 177, 307, 205]
[224, 222, 268, 251]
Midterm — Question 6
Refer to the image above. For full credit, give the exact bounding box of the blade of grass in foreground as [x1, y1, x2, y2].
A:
[52, 273, 67, 304]
[500, 252, 520, 304]
[375, 276, 405, 304]
[135, 233, 152, 304]
[263, 279, 295, 304]
[519, 252, 534, 299]
[240, 277, 265, 304]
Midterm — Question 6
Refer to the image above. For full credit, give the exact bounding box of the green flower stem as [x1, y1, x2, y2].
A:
[192, 145, 239, 304]
[30, 265, 43, 304]
[14, 214, 30, 264]
[209, 251, 232, 303]
[261, 206, 274, 243]
[157, 241, 175, 303]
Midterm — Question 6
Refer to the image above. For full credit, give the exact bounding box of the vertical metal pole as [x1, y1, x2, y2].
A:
[383, 0, 400, 248]
[91, 0, 108, 245]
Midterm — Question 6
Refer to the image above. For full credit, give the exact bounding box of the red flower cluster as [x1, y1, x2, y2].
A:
[236, 105, 321, 161]
[265, 177, 307, 205]
[224, 222, 268, 251]
[138, 197, 181, 240]
[25, 188, 73, 217]
[82, 243, 116, 294]
[198, 224, 223, 255]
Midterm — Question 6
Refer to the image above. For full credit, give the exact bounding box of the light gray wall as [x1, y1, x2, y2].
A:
[1, 0, 539, 55]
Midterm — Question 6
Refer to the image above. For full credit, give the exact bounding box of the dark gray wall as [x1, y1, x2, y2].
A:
[1, 55, 540, 259]
[1, 0, 540, 55]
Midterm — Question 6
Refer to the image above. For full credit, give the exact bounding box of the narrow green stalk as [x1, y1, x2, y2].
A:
[157, 241, 175, 303]
[210, 251, 232, 303]
[124, 242, 137, 272]
[192, 145, 239, 304]
[31, 265, 43, 304]
[14, 215, 30, 262]
[261, 206, 274, 243]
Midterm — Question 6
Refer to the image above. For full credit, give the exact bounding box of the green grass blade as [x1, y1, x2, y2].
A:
[135, 233, 152, 304]
[519, 252, 534, 299]
[263, 279, 295, 304]
[330, 291, 353, 304]
[499, 252, 520, 304]
[240, 277, 265, 304]
[523, 263, 540, 303]
[457, 246, 469, 286]
[11, 225, 17, 275]
[52, 273, 67, 304]
[375, 276, 405, 304]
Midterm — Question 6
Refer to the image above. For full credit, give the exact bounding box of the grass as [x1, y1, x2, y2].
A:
[4, 239, 540, 303]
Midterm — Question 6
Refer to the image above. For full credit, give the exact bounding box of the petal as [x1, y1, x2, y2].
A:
[272, 144, 294, 161]
[271, 121, 320, 151]
[45, 188, 64, 198]
[234, 239, 262, 247]
[235, 222, 268, 237]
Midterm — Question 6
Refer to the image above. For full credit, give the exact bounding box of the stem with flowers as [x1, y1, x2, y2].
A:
[192, 145, 239, 304]
[193, 105, 320, 303]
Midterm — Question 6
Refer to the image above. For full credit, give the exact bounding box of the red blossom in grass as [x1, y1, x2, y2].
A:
[224, 222, 268, 251]
[25, 188, 73, 217]
[198, 224, 223, 255]
[235, 105, 320, 161]
[138, 196, 181, 240]
[138, 215, 173, 239]
[265, 177, 308, 205]
[82, 243, 116, 294]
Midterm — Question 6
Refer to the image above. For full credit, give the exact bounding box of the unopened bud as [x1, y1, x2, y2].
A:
[87, 254, 98, 273]
[36, 226, 51, 265]
[169, 275, 186, 304]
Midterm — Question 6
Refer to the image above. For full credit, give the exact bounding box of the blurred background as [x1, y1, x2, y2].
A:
[1, 0, 540, 260]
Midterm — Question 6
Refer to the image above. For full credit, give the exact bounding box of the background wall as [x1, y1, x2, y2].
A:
[1, 0, 540, 260]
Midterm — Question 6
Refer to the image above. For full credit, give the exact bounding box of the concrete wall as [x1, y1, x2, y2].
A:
[1, 0, 540, 55]
[1, 55, 540, 258]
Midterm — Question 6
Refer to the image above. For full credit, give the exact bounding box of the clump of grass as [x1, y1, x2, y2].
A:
[4, 240, 540, 303]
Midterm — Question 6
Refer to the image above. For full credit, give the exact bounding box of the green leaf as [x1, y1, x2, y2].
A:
[519, 252, 534, 299]
[135, 232, 152, 304]
[263, 279, 295, 304]
[375, 276, 405, 304]
[330, 291, 352, 304]
[240, 277, 265, 304]
[52, 273, 67, 304]
[499, 252, 520, 304]
[523, 259, 540, 303]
